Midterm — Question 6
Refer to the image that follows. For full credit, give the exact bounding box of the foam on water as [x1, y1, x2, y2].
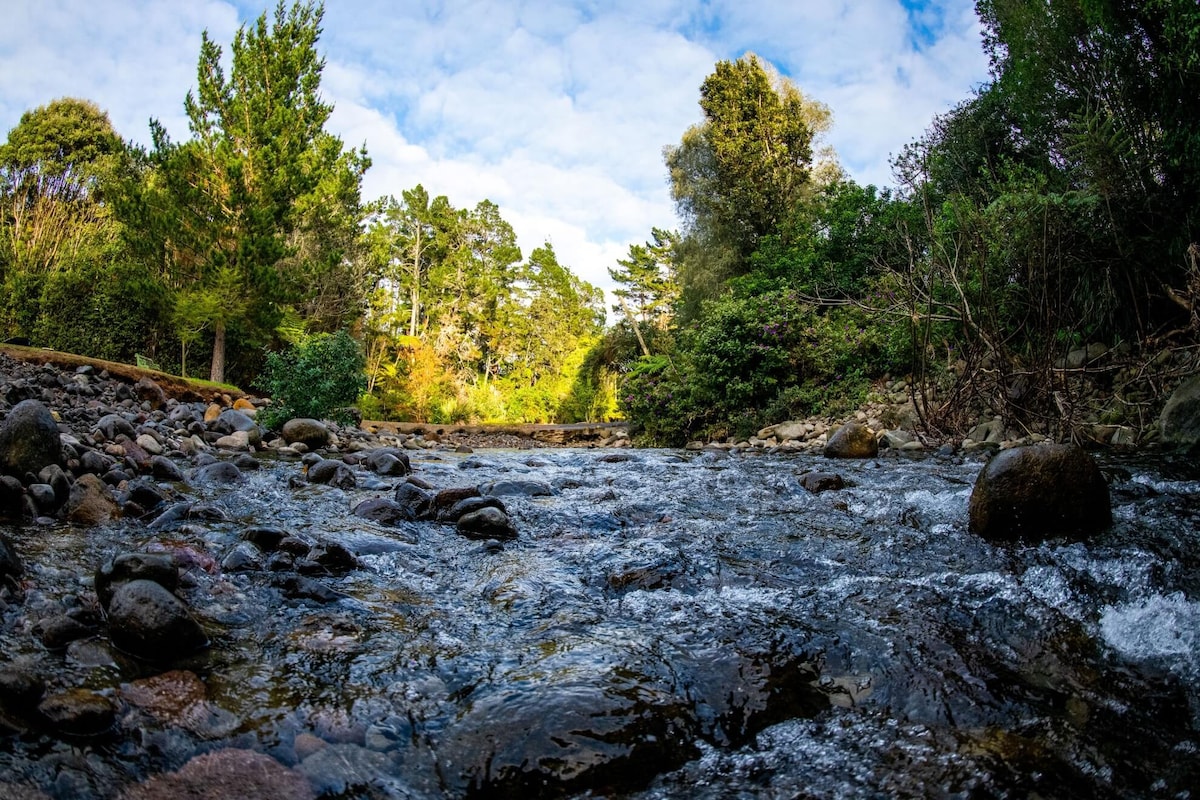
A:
[1099, 591, 1200, 672]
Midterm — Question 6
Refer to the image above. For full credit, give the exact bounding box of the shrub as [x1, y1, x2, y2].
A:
[256, 330, 366, 428]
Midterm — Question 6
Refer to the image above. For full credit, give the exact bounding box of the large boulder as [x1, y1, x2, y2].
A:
[823, 422, 878, 459]
[0, 400, 62, 477]
[281, 418, 331, 451]
[107, 579, 207, 659]
[1160, 375, 1200, 453]
[967, 444, 1111, 542]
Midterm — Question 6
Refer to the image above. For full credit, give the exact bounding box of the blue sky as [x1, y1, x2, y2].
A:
[1, 0, 990, 294]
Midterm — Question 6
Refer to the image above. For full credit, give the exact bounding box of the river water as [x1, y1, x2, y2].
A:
[2, 446, 1198, 798]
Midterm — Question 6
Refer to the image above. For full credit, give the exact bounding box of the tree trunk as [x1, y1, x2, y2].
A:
[210, 319, 226, 384]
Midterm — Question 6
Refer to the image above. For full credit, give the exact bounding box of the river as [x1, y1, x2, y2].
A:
[2, 446, 1198, 798]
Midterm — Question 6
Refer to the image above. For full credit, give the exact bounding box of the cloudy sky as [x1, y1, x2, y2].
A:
[1, 0, 990, 293]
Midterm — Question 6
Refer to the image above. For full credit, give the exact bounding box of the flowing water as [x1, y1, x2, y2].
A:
[1, 447, 1198, 798]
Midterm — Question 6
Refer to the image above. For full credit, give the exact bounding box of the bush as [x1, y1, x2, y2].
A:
[256, 330, 366, 428]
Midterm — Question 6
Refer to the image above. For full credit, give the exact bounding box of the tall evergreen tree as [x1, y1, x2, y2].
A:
[137, 0, 368, 382]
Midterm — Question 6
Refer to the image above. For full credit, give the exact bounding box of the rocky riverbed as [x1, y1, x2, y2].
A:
[1, 353, 1199, 799]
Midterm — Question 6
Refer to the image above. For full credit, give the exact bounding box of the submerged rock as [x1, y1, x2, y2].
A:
[95, 552, 179, 609]
[799, 471, 845, 494]
[823, 422, 878, 459]
[120, 749, 315, 800]
[968, 444, 1111, 542]
[0, 399, 62, 477]
[37, 688, 117, 737]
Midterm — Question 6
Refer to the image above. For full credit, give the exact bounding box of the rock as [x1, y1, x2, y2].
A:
[441, 495, 507, 524]
[120, 749, 315, 800]
[457, 506, 517, 540]
[211, 410, 261, 447]
[243, 526, 289, 552]
[122, 669, 239, 739]
[0, 659, 44, 713]
[149, 455, 185, 482]
[968, 444, 1112, 542]
[65, 473, 121, 525]
[39, 615, 95, 649]
[221, 542, 262, 572]
[0, 532, 24, 582]
[0, 475, 25, 520]
[37, 688, 116, 737]
[351, 498, 413, 525]
[394, 482, 433, 519]
[297, 743, 392, 798]
[298, 541, 357, 576]
[1159, 375, 1200, 453]
[193, 461, 244, 484]
[281, 418, 331, 450]
[437, 679, 695, 798]
[107, 579, 208, 658]
[433, 486, 480, 516]
[760, 421, 809, 442]
[799, 472, 845, 493]
[37, 463, 70, 505]
[215, 431, 252, 451]
[95, 552, 179, 609]
[363, 447, 410, 476]
[481, 479, 553, 497]
[0, 399, 62, 477]
[881, 429, 915, 449]
[135, 433, 163, 456]
[306, 459, 355, 489]
[135, 377, 168, 410]
[93, 413, 137, 442]
[823, 422, 878, 459]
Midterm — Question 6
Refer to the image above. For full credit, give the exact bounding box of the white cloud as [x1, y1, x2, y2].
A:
[1, 0, 991, 297]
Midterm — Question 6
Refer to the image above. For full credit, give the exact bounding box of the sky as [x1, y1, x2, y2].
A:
[0, 0, 991, 296]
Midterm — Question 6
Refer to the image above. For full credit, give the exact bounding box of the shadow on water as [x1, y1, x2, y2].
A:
[2, 447, 1198, 798]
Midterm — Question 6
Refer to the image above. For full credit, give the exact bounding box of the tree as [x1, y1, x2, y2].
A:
[609, 228, 680, 355]
[137, 0, 369, 383]
[665, 54, 820, 313]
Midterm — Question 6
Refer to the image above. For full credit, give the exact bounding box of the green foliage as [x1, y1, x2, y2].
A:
[256, 330, 366, 428]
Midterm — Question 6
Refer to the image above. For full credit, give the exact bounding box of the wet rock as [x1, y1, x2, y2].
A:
[823, 422, 878, 459]
[433, 486, 480, 515]
[0, 399, 62, 477]
[1159, 375, 1200, 453]
[440, 495, 507, 525]
[39, 615, 95, 649]
[125, 478, 171, 514]
[394, 482, 433, 519]
[457, 506, 517, 540]
[968, 444, 1111, 542]
[37, 688, 116, 737]
[481, 479, 553, 497]
[149, 455, 185, 482]
[352, 497, 413, 525]
[95, 552, 179, 609]
[193, 461, 244, 484]
[363, 447, 410, 476]
[78, 448, 116, 476]
[297, 743, 393, 797]
[231, 453, 260, 472]
[273, 575, 347, 603]
[65, 473, 121, 525]
[120, 749, 315, 800]
[135, 377, 167, 410]
[438, 680, 697, 798]
[107, 580, 207, 658]
[221, 542, 262, 572]
[122, 670, 239, 739]
[306, 459, 356, 489]
[0, 532, 24, 582]
[243, 526, 289, 552]
[281, 418, 331, 450]
[0, 660, 44, 713]
[147, 502, 194, 530]
[799, 471, 845, 494]
[298, 541, 358, 576]
[214, 431, 252, 451]
[28, 483, 56, 510]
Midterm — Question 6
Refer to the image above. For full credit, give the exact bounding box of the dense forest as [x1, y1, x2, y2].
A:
[1, 1, 1198, 440]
